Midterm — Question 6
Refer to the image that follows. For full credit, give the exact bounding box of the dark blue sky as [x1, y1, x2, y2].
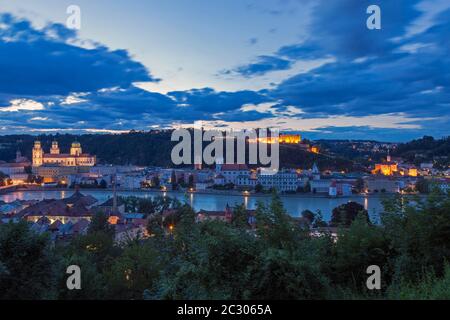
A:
[0, 0, 449, 141]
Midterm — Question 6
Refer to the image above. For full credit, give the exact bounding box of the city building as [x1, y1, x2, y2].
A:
[31, 141, 96, 183]
[196, 205, 256, 226]
[248, 133, 301, 144]
[257, 170, 298, 192]
[310, 179, 332, 194]
[220, 164, 250, 185]
[32, 141, 96, 168]
[364, 177, 400, 193]
[236, 174, 257, 189]
[371, 155, 398, 176]
[17, 192, 97, 224]
[0, 151, 31, 184]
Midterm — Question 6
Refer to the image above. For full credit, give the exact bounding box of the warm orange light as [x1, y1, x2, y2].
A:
[248, 134, 301, 144]
[408, 168, 418, 177]
[108, 216, 119, 225]
[372, 163, 398, 176]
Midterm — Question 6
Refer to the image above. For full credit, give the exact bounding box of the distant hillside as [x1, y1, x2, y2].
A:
[393, 136, 450, 167]
[0, 131, 354, 171]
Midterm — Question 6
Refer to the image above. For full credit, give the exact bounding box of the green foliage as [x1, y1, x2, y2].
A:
[104, 243, 162, 300]
[231, 204, 249, 228]
[388, 264, 450, 299]
[89, 212, 115, 237]
[0, 190, 449, 300]
[0, 132, 355, 170]
[330, 201, 369, 227]
[330, 215, 393, 291]
[0, 221, 59, 299]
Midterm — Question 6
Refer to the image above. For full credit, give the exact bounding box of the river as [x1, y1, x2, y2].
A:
[0, 189, 390, 222]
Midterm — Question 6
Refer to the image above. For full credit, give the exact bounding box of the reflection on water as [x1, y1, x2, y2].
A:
[244, 195, 249, 209]
[1, 190, 388, 221]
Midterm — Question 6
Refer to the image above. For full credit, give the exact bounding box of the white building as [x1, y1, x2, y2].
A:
[236, 175, 257, 189]
[220, 164, 250, 185]
[257, 170, 298, 192]
[117, 174, 144, 189]
[310, 179, 331, 194]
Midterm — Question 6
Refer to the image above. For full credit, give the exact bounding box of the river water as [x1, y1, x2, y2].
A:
[1, 190, 389, 221]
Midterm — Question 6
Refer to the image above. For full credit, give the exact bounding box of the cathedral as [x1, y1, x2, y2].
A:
[32, 141, 96, 168]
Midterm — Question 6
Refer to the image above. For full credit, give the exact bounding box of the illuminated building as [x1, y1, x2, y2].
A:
[32, 141, 96, 183]
[310, 146, 320, 154]
[32, 141, 96, 168]
[408, 168, 418, 177]
[279, 134, 301, 144]
[248, 134, 302, 144]
[371, 155, 398, 176]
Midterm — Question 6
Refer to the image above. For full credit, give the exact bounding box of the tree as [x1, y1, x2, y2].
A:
[151, 176, 160, 188]
[171, 170, 178, 190]
[231, 204, 248, 228]
[331, 215, 392, 292]
[89, 212, 115, 238]
[355, 178, 365, 193]
[138, 198, 156, 216]
[415, 178, 429, 194]
[301, 210, 315, 226]
[255, 183, 263, 193]
[0, 221, 59, 299]
[330, 201, 369, 227]
[99, 179, 108, 189]
[188, 174, 195, 189]
[105, 243, 162, 299]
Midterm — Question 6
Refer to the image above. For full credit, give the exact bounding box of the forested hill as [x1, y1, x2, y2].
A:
[0, 131, 354, 171]
[393, 136, 450, 166]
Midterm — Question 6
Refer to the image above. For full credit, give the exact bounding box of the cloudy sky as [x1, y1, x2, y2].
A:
[0, 0, 449, 141]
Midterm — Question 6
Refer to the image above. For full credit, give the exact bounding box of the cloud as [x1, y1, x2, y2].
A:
[0, 99, 44, 112]
[0, 13, 157, 97]
[223, 55, 293, 77]
[0, 2, 449, 141]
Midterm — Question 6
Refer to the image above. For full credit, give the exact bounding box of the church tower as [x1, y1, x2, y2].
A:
[70, 141, 82, 156]
[312, 162, 320, 181]
[32, 141, 43, 167]
[50, 141, 60, 154]
[16, 150, 22, 162]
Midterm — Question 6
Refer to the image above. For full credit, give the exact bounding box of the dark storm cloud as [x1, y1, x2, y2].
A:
[0, 13, 157, 97]
[222, 55, 293, 77]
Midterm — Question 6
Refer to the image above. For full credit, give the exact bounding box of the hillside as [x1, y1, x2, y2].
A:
[0, 131, 354, 171]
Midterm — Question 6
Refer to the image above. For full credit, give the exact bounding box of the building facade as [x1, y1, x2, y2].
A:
[32, 141, 96, 168]
[257, 170, 298, 192]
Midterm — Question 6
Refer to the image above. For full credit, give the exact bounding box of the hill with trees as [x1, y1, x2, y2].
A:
[0, 131, 353, 171]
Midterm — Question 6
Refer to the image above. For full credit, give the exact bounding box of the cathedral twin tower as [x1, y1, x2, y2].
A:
[32, 141, 96, 167]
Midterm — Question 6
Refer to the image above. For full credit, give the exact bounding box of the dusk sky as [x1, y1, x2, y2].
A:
[0, 0, 449, 141]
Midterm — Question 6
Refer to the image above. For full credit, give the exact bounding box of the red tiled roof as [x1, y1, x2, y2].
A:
[72, 219, 90, 233]
[0, 163, 28, 168]
[43, 153, 94, 158]
[18, 198, 92, 218]
[198, 210, 226, 216]
[49, 220, 63, 230]
[221, 164, 249, 171]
